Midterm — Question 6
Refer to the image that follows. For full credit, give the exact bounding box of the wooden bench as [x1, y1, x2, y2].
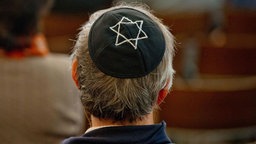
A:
[43, 13, 89, 53]
[159, 76, 256, 129]
[199, 44, 256, 75]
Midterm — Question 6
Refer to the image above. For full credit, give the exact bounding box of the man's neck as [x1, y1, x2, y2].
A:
[90, 112, 154, 127]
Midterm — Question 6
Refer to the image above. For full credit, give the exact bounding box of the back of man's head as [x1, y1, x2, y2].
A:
[72, 4, 175, 123]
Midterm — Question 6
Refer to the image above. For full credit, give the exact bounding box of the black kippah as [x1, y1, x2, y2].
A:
[88, 7, 165, 78]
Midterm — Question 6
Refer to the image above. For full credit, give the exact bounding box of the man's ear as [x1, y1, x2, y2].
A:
[72, 57, 80, 89]
[157, 80, 170, 105]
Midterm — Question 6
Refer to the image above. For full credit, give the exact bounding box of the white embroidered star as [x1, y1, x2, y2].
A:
[109, 16, 148, 50]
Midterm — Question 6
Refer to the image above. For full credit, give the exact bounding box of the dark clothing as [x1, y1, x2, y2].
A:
[52, 0, 113, 13]
[62, 121, 172, 144]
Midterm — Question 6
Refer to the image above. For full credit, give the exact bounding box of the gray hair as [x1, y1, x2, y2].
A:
[72, 4, 175, 122]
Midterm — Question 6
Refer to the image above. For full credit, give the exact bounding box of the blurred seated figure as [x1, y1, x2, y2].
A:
[0, 0, 85, 143]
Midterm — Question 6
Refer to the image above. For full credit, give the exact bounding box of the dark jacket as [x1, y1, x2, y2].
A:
[62, 121, 172, 144]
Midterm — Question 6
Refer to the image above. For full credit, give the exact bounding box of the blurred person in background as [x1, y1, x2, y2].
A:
[62, 4, 175, 144]
[0, 0, 85, 143]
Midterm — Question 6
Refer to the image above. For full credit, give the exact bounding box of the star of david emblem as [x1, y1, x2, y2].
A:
[109, 16, 148, 50]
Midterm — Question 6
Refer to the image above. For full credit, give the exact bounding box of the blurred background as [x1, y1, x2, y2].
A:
[43, 0, 256, 143]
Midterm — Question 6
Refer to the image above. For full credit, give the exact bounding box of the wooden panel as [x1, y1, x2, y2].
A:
[225, 10, 256, 34]
[42, 13, 89, 53]
[199, 45, 256, 75]
[43, 13, 88, 36]
[157, 12, 210, 35]
[159, 77, 256, 129]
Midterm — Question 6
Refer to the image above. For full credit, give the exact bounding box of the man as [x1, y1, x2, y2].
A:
[0, 0, 85, 143]
[63, 4, 175, 144]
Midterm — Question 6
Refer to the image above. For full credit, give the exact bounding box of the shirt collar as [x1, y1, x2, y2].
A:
[85, 125, 119, 134]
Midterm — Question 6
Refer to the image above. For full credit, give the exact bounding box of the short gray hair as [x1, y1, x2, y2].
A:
[72, 4, 175, 122]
